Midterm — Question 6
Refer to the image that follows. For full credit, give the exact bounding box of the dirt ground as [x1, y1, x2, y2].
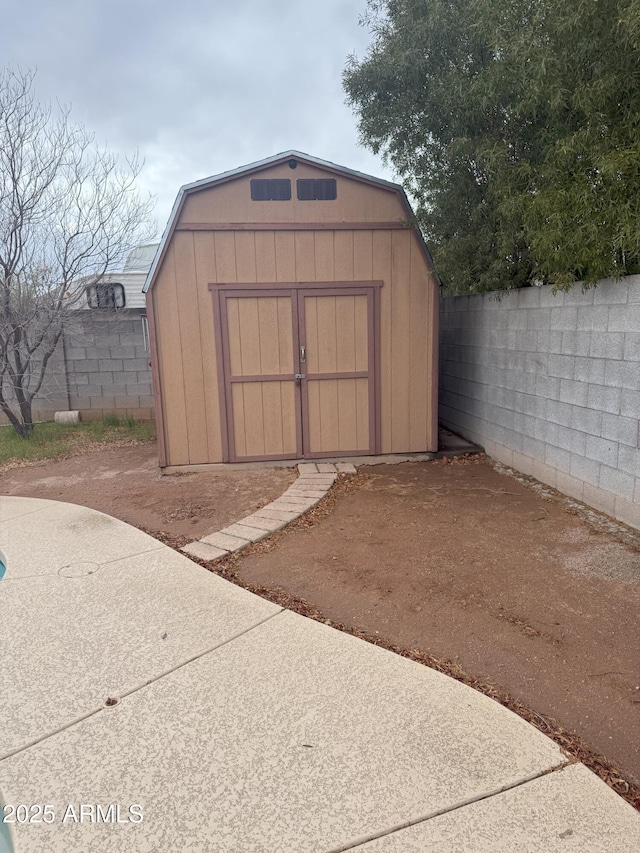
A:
[2, 444, 639, 792]
[0, 443, 295, 539]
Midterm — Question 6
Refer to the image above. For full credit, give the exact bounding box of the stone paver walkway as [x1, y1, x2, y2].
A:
[181, 462, 357, 562]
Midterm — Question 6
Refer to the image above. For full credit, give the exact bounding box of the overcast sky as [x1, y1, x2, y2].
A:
[1, 0, 394, 237]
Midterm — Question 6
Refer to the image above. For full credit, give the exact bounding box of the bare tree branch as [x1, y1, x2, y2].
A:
[0, 67, 155, 436]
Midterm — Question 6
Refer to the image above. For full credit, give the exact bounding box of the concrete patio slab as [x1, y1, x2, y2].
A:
[0, 529, 280, 759]
[1, 610, 566, 853]
[0, 495, 57, 522]
[353, 764, 640, 851]
[0, 497, 164, 578]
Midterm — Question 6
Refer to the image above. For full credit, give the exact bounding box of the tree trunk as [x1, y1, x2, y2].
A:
[0, 398, 34, 438]
[17, 399, 34, 437]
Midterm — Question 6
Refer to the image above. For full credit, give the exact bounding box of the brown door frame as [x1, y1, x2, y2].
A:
[212, 281, 382, 462]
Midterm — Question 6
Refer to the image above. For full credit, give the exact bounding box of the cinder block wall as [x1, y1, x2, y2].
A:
[65, 311, 153, 421]
[439, 277, 640, 530]
[0, 310, 153, 427]
[0, 339, 70, 425]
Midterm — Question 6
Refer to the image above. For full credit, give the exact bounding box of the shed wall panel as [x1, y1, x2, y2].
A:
[334, 231, 355, 280]
[294, 231, 316, 281]
[373, 230, 393, 452]
[152, 244, 190, 465]
[353, 231, 374, 280]
[213, 232, 237, 282]
[390, 230, 412, 452]
[234, 232, 258, 282]
[408, 236, 429, 451]
[428, 260, 439, 448]
[275, 232, 296, 282]
[173, 231, 209, 464]
[254, 231, 277, 281]
[314, 231, 335, 280]
[193, 230, 223, 461]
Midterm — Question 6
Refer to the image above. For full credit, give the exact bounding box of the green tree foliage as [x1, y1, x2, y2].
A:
[344, 0, 640, 293]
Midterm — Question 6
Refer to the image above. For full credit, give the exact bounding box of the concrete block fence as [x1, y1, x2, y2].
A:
[0, 310, 153, 425]
[64, 311, 153, 421]
[439, 277, 640, 530]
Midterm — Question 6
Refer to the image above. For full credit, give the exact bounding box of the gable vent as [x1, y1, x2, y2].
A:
[296, 178, 337, 201]
[250, 179, 291, 201]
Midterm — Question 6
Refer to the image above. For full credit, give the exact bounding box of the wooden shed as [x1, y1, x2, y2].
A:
[144, 151, 439, 469]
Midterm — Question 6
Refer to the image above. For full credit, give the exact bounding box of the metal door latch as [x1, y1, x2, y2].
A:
[295, 373, 305, 385]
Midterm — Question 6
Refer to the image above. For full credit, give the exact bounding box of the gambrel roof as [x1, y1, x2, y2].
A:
[143, 150, 438, 294]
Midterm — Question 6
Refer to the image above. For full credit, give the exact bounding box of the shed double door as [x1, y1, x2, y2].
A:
[219, 286, 377, 462]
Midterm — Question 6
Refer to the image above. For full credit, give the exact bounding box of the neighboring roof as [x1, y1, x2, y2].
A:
[124, 242, 160, 272]
[144, 150, 439, 293]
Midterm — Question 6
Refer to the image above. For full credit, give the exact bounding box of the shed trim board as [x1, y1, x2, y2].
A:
[176, 221, 416, 232]
[145, 292, 167, 468]
[208, 280, 384, 293]
[213, 282, 381, 462]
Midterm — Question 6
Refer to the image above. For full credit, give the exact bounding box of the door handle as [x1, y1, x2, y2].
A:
[295, 373, 305, 385]
[300, 345, 306, 362]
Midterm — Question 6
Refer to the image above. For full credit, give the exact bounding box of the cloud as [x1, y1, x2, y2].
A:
[0, 0, 395, 231]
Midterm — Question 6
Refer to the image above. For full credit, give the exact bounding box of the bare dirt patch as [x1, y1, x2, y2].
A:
[232, 457, 640, 791]
[0, 442, 296, 540]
